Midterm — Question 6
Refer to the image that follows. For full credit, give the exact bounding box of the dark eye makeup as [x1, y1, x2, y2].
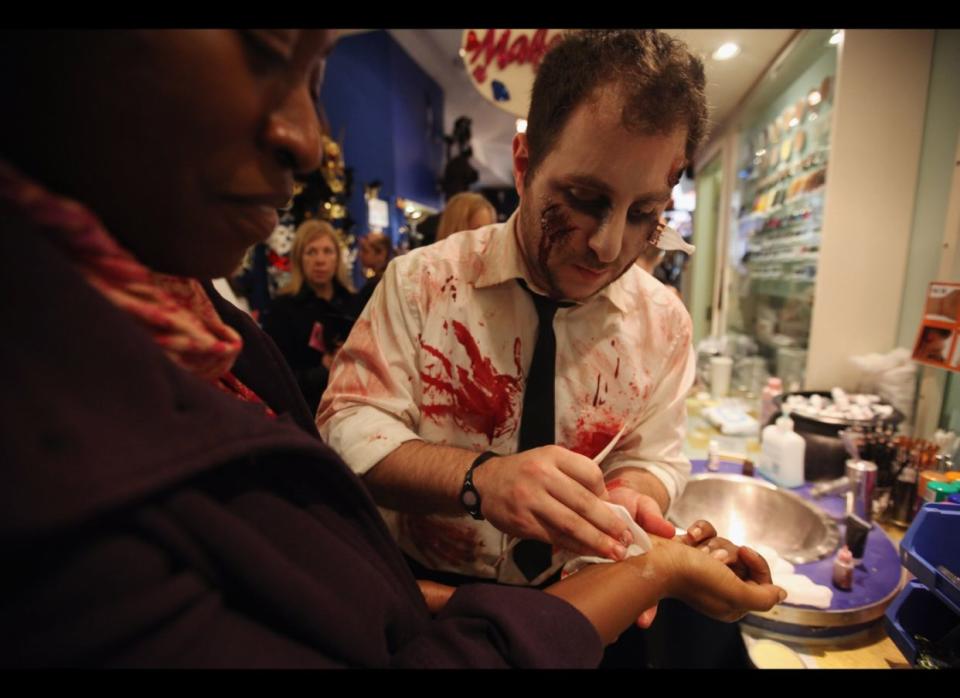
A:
[563, 188, 659, 228]
[563, 188, 609, 217]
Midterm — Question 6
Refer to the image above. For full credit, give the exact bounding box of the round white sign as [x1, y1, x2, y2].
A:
[460, 29, 565, 118]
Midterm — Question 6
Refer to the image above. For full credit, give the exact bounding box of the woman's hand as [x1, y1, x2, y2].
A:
[653, 535, 785, 623]
[678, 519, 751, 580]
[545, 534, 785, 646]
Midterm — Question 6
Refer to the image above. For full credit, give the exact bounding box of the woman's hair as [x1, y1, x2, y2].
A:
[363, 231, 394, 265]
[436, 192, 497, 242]
[279, 219, 352, 296]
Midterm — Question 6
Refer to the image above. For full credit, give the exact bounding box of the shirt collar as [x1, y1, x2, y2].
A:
[473, 209, 631, 313]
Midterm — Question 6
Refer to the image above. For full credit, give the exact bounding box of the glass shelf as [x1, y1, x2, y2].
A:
[725, 41, 838, 379]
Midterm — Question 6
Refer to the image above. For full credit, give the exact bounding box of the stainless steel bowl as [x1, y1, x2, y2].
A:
[669, 473, 840, 564]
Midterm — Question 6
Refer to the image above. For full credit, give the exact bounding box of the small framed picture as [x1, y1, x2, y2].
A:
[913, 323, 954, 368]
[924, 282, 960, 323]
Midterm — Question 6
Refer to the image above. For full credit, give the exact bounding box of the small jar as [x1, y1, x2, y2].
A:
[832, 546, 854, 591]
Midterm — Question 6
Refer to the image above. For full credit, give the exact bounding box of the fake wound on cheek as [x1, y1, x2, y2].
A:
[537, 201, 577, 271]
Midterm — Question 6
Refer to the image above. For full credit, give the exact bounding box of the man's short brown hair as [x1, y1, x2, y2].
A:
[526, 30, 709, 182]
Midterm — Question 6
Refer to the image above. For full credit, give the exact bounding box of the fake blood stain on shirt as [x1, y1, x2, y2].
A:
[567, 413, 624, 460]
[441, 275, 459, 302]
[325, 319, 393, 399]
[399, 514, 480, 566]
[420, 321, 522, 444]
[593, 373, 608, 407]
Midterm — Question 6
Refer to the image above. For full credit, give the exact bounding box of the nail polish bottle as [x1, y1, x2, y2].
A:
[832, 546, 854, 591]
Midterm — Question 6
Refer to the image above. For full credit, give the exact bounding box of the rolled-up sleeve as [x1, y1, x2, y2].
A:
[316, 259, 424, 476]
[603, 303, 694, 510]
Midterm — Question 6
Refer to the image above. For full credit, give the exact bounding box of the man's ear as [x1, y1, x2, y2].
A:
[512, 132, 530, 198]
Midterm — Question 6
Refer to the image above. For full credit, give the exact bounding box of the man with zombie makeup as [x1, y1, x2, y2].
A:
[318, 29, 717, 596]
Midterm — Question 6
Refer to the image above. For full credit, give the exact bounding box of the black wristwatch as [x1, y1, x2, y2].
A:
[460, 451, 498, 520]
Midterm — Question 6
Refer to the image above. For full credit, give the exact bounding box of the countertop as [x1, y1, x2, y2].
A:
[684, 395, 912, 669]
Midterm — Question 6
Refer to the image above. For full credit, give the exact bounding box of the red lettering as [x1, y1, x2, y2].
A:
[465, 29, 557, 83]
[465, 28, 511, 84]
[504, 34, 530, 68]
[464, 30, 480, 53]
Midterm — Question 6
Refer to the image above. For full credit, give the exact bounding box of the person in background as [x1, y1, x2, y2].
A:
[435, 191, 497, 242]
[262, 219, 356, 413]
[352, 230, 393, 315]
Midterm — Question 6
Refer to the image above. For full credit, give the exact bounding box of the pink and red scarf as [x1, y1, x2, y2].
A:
[0, 162, 274, 415]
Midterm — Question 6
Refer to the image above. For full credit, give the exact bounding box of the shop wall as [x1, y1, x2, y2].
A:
[885, 30, 960, 432]
[387, 39, 445, 214]
[805, 30, 935, 389]
[320, 31, 444, 255]
[691, 156, 722, 346]
[321, 31, 397, 242]
[896, 30, 960, 350]
[743, 49, 837, 143]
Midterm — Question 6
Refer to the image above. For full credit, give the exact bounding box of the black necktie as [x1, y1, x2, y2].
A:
[512, 279, 572, 582]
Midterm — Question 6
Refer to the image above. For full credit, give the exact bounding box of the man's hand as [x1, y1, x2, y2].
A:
[472, 446, 635, 561]
[605, 483, 676, 538]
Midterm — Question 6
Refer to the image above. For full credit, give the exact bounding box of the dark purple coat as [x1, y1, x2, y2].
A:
[0, 226, 602, 668]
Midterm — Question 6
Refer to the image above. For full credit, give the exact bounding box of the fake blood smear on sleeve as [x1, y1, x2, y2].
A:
[420, 321, 522, 444]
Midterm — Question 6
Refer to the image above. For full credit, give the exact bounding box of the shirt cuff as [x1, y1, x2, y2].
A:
[604, 462, 684, 511]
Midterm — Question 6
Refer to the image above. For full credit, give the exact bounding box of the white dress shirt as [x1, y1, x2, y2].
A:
[317, 211, 694, 583]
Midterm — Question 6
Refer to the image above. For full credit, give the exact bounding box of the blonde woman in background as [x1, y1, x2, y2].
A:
[436, 192, 497, 242]
[263, 219, 356, 411]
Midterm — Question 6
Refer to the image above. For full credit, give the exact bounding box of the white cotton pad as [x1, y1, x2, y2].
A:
[749, 543, 833, 609]
[560, 503, 653, 577]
